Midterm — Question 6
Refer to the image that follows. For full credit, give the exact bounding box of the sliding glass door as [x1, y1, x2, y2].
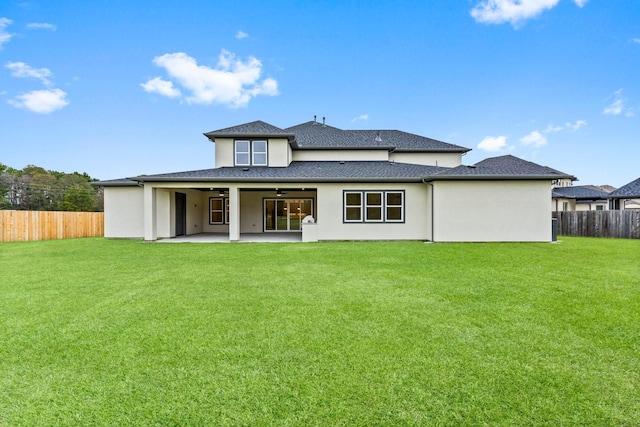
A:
[264, 199, 313, 231]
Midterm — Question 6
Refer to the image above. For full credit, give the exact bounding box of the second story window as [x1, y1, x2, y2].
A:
[235, 140, 267, 166]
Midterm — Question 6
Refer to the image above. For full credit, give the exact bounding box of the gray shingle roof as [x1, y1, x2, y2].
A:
[127, 161, 444, 183]
[608, 177, 640, 198]
[204, 120, 294, 139]
[91, 178, 140, 187]
[283, 121, 470, 152]
[424, 155, 575, 180]
[552, 185, 610, 200]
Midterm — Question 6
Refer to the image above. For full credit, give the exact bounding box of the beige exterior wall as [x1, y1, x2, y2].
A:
[214, 138, 234, 168]
[623, 199, 640, 209]
[389, 152, 462, 167]
[575, 202, 608, 211]
[134, 179, 553, 242]
[156, 189, 171, 238]
[104, 186, 144, 238]
[552, 197, 575, 211]
[315, 183, 431, 241]
[267, 138, 291, 167]
[215, 137, 292, 168]
[432, 180, 552, 242]
[292, 150, 389, 162]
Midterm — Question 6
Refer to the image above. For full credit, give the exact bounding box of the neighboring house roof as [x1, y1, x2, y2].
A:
[584, 184, 616, 193]
[424, 155, 575, 181]
[125, 161, 444, 183]
[552, 185, 610, 200]
[608, 177, 640, 199]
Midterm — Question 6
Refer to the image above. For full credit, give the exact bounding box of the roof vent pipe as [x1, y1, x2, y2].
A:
[375, 132, 382, 142]
[313, 115, 317, 124]
[322, 116, 326, 127]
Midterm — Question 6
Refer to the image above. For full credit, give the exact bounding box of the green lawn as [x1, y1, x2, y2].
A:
[0, 237, 638, 426]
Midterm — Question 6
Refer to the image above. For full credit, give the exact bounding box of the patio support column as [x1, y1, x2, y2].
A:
[228, 186, 240, 242]
[144, 185, 157, 241]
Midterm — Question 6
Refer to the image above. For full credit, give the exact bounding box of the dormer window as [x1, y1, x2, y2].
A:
[235, 140, 268, 166]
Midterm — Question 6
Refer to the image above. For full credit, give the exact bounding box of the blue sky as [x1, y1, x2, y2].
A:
[1, 0, 638, 186]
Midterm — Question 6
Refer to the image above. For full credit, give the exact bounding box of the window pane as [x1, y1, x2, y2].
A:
[346, 207, 361, 221]
[236, 153, 249, 165]
[366, 192, 382, 205]
[211, 212, 223, 223]
[211, 199, 222, 210]
[345, 192, 361, 206]
[386, 192, 402, 206]
[236, 141, 250, 152]
[366, 207, 382, 221]
[253, 153, 267, 166]
[253, 140, 266, 152]
[386, 206, 402, 221]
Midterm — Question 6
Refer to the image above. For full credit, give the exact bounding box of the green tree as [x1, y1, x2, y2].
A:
[58, 184, 95, 211]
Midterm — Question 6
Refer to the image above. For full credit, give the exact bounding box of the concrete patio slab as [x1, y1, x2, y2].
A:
[156, 232, 302, 243]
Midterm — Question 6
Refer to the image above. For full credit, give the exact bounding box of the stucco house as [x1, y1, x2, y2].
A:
[552, 185, 611, 211]
[608, 177, 640, 210]
[95, 119, 574, 242]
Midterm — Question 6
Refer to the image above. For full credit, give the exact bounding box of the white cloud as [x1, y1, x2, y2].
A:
[604, 99, 624, 115]
[478, 135, 508, 152]
[351, 114, 369, 122]
[543, 124, 564, 133]
[6, 61, 52, 86]
[26, 22, 57, 31]
[574, 0, 588, 7]
[633, 38, 640, 44]
[143, 50, 279, 108]
[603, 89, 633, 116]
[140, 77, 181, 98]
[471, 0, 559, 25]
[0, 17, 13, 48]
[566, 119, 587, 131]
[236, 30, 248, 39]
[520, 130, 547, 147]
[8, 88, 68, 113]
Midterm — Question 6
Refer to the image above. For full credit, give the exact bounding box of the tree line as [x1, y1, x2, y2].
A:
[0, 163, 103, 212]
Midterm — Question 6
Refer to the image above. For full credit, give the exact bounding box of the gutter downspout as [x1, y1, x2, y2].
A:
[422, 178, 435, 242]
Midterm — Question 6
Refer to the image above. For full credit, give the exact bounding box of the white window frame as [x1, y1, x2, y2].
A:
[344, 191, 363, 222]
[234, 140, 251, 166]
[343, 190, 405, 223]
[235, 139, 268, 166]
[365, 191, 384, 222]
[252, 140, 268, 166]
[385, 191, 404, 222]
[209, 197, 229, 224]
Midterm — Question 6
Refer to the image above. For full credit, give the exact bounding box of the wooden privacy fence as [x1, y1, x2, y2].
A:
[0, 210, 104, 242]
[553, 211, 640, 239]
